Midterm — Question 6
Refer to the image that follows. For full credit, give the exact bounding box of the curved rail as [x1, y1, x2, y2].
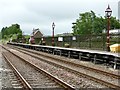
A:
[10, 45, 120, 79]
[1, 45, 75, 90]
[2, 53, 33, 90]
[6, 45, 120, 89]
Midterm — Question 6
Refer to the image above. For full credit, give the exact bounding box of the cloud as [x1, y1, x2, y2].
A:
[0, 0, 119, 35]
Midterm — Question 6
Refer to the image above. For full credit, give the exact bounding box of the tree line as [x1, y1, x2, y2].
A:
[1, 11, 120, 40]
[0, 24, 22, 39]
[72, 11, 120, 35]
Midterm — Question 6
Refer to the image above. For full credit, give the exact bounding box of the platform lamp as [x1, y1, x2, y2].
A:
[105, 5, 112, 51]
[52, 22, 55, 46]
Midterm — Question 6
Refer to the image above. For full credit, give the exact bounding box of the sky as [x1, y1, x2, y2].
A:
[0, 0, 119, 36]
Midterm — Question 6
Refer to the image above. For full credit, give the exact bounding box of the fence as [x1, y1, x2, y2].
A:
[39, 34, 120, 51]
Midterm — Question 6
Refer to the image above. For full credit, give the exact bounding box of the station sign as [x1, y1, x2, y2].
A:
[72, 36, 76, 40]
[58, 37, 63, 41]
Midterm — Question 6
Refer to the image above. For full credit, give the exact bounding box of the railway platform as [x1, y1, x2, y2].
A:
[7, 42, 120, 69]
[1, 43, 120, 89]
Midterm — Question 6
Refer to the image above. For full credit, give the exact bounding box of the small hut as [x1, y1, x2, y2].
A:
[29, 28, 43, 44]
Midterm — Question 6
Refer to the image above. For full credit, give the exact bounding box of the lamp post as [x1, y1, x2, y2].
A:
[52, 22, 55, 46]
[105, 5, 112, 51]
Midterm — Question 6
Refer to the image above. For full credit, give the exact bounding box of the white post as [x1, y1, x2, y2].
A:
[79, 53, 82, 60]
[114, 58, 117, 69]
[93, 54, 97, 64]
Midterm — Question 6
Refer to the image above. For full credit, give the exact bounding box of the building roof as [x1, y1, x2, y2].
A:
[109, 29, 120, 34]
[56, 33, 73, 36]
[103, 29, 120, 34]
[30, 28, 43, 38]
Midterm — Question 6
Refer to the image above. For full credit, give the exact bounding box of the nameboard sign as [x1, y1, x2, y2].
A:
[58, 37, 63, 41]
[72, 36, 76, 40]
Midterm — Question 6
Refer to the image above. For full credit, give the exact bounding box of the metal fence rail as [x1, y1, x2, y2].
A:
[38, 34, 120, 51]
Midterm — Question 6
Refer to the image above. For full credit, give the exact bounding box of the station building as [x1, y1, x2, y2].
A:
[30, 28, 43, 44]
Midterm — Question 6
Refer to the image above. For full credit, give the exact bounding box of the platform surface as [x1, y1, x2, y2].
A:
[9, 42, 120, 58]
[33, 44, 120, 58]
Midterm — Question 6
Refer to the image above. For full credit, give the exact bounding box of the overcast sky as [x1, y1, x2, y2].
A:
[0, 0, 119, 36]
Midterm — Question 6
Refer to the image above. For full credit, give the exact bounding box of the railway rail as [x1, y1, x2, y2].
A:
[2, 53, 33, 90]
[7, 42, 120, 70]
[1, 56, 24, 89]
[9, 44, 120, 79]
[2, 45, 75, 90]
[3, 44, 120, 89]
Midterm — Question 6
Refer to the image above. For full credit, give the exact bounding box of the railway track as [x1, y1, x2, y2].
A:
[9, 45, 120, 77]
[2, 46, 75, 90]
[2, 53, 32, 90]
[10, 45, 120, 79]
[2, 56, 24, 89]
[3, 44, 120, 89]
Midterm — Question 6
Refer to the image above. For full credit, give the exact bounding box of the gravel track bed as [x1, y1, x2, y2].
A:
[1, 49, 23, 89]
[38, 50, 120, 75]
[7, 45, 119, 87]
[5, 46, 109, 88]
[18, 48, 119, 86]
[8, 44, 119, 75]
[3, 50, 62, 88]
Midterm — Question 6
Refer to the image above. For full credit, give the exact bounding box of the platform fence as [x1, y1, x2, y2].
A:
[42, 34, 119, 51]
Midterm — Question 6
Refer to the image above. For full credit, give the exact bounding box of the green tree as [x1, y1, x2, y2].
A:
[72, 11, 96, 35]
[1, 24, 22, 39]
[72, 11, 120, 35]
[17, 32, 22, 39]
